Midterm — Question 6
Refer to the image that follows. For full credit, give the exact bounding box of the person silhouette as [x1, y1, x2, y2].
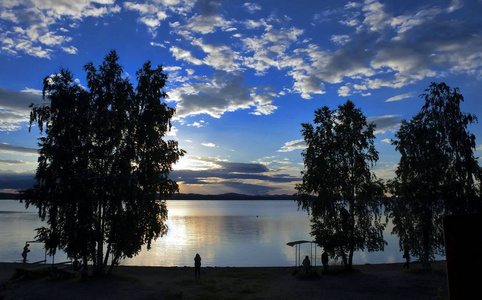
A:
[194, 253, 202, 279]
[403, 248, 410, 269]
[73, 257, 81, 271]
[302, 255, 311, 273]
[22, 243, 30, 263]
[321, 251, 329, 272]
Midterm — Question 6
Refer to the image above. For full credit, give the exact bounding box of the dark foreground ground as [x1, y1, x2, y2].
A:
[0, 261, 448, 299]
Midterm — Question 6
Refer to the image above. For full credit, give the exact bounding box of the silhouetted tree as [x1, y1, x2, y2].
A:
[296, 100, 386, 270]
[22, 50, 185, 276]
[388, 82, 481, 269]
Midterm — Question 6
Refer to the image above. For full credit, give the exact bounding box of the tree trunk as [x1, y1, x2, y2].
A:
[95, 199, 104, 276]
[348, 249, 353, 270]
[103, 243, 111, 270]
[81, 255, 89, 281]
[421, 205, 432, 270]
[107, 253, 119, 275]
[339, 248, 348, 268]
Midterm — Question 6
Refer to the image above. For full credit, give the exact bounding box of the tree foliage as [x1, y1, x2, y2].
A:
[296, 100, 386, 270]
[22, 50, 185, 275]
[388, 82, 481, 269]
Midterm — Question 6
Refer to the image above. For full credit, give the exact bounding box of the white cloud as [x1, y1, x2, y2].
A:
[242, 26, 304, 75]
[381, 138, 391, 144]
[150, 41, 166, 48]
[0, 0, 120, 58]
[385, 92, 413, 102]
[165, 125, 178, 137]
[168, 73, 277, 120]
[164, 66, 182, 72]
[123, 2, 170, 37]
[278, 139, 306, 152]
[345, 2, 362, 9]
[390, 7, 442, 37]
[201, 142, 216, 148]
[250, 91, 278, 115]
[331, 34, 350, 45]
[166, 1, 482, 100]
[243, 3, 262, 13]
[169, 46, 203, 65]
[191, 38, 242, 72]
[244, 19, 269, 29]
[21, 87, 42, 95]
[187, 120, 207, 128]
[62, 45, 78, 54]
[184, 14, 231, 34]
[0, 111, 28, 131]
[338, 85, 351, 97]
[3, 0, 482, 121]
[361, 0, 391, 32]
[448, 0, 463, 12]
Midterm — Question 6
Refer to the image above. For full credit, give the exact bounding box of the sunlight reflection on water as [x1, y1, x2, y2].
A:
[0, 200, 419, 266]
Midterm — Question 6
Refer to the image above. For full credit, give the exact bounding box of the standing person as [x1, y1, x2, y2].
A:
[403, 248, 410, 269]
[22, 243, 30, 263]
[302, 255, 311, 273]
[321, 251, 329, 273]
[194, 253, 202, 279]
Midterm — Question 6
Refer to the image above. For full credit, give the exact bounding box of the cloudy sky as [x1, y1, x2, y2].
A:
[1, 0, 482, 195]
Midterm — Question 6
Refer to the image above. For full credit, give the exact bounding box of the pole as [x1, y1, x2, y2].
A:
[295, 243, 297, 267]
[310, 243, 313, 267]
[315, 244, 317, 267]
[298, 244, 301, 267]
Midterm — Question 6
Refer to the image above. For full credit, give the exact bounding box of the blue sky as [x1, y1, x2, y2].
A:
[1, 0, 481, 195]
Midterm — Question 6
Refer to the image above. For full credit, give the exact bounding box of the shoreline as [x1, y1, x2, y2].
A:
[1, 261, 448, 299]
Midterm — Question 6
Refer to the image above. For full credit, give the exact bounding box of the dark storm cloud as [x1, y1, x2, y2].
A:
[216, 181, 277, 195]
[0, 88, 41, 114]
[170, 169, 298, 185]
[195, 0, 223, 16]
[171, 157, 300, 190]
[214, 161, 269, 173]
[367, 115, 402, 134]
[0, 143, 38, 155]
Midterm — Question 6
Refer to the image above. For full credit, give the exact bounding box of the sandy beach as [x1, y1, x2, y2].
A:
[0, 261, 448, 299]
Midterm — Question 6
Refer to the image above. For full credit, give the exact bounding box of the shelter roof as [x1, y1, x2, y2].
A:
[286, 240, 315, 247]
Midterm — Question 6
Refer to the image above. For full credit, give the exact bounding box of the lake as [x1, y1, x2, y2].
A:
[0, 199, 407, 267]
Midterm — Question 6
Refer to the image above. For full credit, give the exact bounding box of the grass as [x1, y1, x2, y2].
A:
[12, 268, 50, 280]
[291, 265, 357, 278]
[292, 268, 320, 279]
[1, 263, 449, 299]
[165, 291, 183, 299]
[109, 272, 140, 283]
[169, 268, 274, 299]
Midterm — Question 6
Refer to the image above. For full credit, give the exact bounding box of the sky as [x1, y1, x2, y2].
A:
[1, 0, 482, 195]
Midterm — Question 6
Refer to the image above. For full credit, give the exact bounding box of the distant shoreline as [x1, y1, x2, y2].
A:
[0, 192, 298, 201]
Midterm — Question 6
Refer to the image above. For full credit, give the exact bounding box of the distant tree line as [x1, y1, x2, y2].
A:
[296, 82, 482, 270]
[169, 193, 297, 200]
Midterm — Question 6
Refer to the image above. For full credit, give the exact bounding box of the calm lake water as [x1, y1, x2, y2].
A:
[0, 199, 408, 267]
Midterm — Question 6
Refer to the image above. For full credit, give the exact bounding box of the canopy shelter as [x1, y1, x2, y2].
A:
[25, 240, 64, 265]
[286, 240, 318, 267]
[24, 240, 48, 264]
